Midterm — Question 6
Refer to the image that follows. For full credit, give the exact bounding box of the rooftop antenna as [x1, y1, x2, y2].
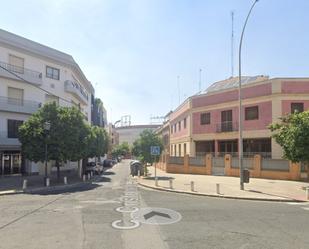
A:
[177, 75, 180, 105]
[199, 68, 202, 92]
[231, 11, 234, 77]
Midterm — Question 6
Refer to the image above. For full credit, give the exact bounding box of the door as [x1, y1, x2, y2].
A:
[221, 110, 233, 132]
[3, 154, 12, 174]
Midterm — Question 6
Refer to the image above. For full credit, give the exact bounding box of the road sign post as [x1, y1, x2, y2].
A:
[150, 146, 160, 186]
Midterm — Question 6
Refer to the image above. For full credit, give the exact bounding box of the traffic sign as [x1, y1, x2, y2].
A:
[150, 146, 160, 156]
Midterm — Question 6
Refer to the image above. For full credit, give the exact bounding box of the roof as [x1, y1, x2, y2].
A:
[203, 75, 269, 94]
[0, 28, 94, 92]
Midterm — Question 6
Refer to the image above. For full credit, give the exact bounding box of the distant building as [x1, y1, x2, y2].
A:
[116, 124, 160, 146]
[155, 111, 172, 155]
[91, 97, 107, 127]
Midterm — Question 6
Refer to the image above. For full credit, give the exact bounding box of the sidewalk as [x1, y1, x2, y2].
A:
[138, 166, 309, 202]
[0, 171, 87, 195]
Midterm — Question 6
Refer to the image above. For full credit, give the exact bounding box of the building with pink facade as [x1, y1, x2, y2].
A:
[169, 76, 309, 159]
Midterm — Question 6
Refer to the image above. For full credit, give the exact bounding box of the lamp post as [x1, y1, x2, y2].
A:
[43, 121, 51, 186]
[239, 0, 259, 190]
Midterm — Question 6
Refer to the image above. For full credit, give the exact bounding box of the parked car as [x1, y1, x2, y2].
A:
[103, 159, 114, 168]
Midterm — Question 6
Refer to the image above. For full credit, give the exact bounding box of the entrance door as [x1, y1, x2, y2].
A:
[3, 155, 12, 174]
[221, 110, 233, 132]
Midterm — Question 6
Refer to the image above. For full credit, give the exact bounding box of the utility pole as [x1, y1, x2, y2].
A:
[231, 11, 234, 77]
[238, 0, 259, 190]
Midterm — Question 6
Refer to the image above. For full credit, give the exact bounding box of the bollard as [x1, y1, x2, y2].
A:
[155, 176, 158, 186]
[169, 179, 173, 189]
[90, 171, 93, 177]
[306, 188, 309, 200]
[216, 183, 220, 194]
[46, 178, 50, 187]
[22, 179, 27, 190]
[138, 170, 140, 178]
[64, 176, 67, 185]
[83, 174, 86, 182]
[191, 181, 195, 192]
[88, 173, 91, 180]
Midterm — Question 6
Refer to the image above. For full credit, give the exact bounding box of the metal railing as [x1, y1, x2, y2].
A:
[64, 80, 89, 102]
[216, 121, 238, 132]
[0, 96, 41, 114]
[0, 61, 42, 82]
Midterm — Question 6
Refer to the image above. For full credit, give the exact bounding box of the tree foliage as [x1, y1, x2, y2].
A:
[111, 142, 130, 157]
[269, 111, 309, 163]
[18, 103, 109, 174]
[131, 129, 163, 164]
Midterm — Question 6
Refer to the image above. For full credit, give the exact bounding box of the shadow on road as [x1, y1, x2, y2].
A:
[102, 171, 115, 176]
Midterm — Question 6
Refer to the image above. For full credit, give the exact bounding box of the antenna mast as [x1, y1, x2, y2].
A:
[231, 11, 234, 77]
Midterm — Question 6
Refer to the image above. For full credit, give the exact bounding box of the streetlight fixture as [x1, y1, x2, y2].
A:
[238, 0, 259, 190]
[43, 121, 51, 186]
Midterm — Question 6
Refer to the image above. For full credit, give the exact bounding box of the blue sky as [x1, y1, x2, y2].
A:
[1, 0, 308, 124]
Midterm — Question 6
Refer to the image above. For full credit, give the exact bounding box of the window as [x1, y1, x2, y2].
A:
[174, 144, 176, 156]
[245, 106, 259, 120]
[178, 121, 181, 131]
[178, 144, 181, 156]
[184, 143, 187, 155]
[46, 66, 60, 80]
[7, 119, 23, 138]
[9, 54, 24, 73]
[171, 125, 173, 134]
[184, 118, 187, 129]
[291, 103, 304, 113]
[45, 94, 59, 105]
[8, 87, 24, 105]
[200, 113, 210, 125]
[174, 124, 176, 133]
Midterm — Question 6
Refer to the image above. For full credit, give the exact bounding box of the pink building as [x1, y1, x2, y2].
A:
[169, 76, 309, 159]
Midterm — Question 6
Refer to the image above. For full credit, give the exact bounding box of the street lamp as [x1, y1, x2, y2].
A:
[43, 121, 51, 186]
[238, 0, 259, 190]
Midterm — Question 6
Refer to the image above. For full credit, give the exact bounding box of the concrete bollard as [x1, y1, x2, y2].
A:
[216, 183, 220, 194]
[46, 178, 50, 187]
[22, 179, 27, 190]
[88, 173, 91, 180]
[306, 188, 309, 200]
[64, 176, 67, 185]
[90, 171, 93, 177]
[138, 170, 140, 178]
[155, 177, 158, 186]
[83, 174, 86, 182]
[191, 181, 195, 192]
[169, 179, 173, 189]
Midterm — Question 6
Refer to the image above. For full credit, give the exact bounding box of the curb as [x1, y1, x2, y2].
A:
[0, 175, 103, 196]
[138, 181, 306, 203]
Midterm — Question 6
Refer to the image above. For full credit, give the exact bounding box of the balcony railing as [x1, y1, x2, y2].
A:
[0, 96, 41, 114]
[0, 61, 42, 85]
[216, 121, 238, 133]
[64, 80, 89, 104]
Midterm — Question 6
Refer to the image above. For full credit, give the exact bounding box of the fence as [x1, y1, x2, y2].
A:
[168, 156, 184, 165]
[189, 156, 205, 166]
[261, 159, 289, 171]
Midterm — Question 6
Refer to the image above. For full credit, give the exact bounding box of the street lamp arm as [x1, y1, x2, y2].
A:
[238, 0, 259, 190]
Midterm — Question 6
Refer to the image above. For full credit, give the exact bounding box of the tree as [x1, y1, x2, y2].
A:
[269, 111, 309, 163]
[18, 103, 89, 179]
[111, 142, 130, 158]
[131, 129, 163, 164]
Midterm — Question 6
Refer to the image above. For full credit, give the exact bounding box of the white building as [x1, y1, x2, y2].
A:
[0, 29, 94, 175]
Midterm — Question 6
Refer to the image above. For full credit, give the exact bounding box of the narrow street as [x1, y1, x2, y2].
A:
[0, 160, 309, 249]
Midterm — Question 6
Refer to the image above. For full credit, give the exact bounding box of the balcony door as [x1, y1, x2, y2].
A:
[221, 110, 232, 132]
[8, 87, 24, 106]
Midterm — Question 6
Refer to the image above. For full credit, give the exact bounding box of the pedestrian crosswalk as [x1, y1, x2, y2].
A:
[286, 202, 309, 211]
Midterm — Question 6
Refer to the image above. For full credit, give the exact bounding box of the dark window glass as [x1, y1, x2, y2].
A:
[200, 113, 210, 125]
[7, 119, 23, 138]
[46, 66, 60, 80]
[184, 118, 187, 128]
[245, 106, 259, 120]
[178, 121, 181, 131]
[291, 103, 304, 113]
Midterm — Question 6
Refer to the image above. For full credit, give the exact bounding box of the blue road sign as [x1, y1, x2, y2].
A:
[150, 146, 160, 156]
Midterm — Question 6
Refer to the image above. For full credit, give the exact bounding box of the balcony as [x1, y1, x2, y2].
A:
[0, 61, 43, 85]
[216, 121, 238, 133]
[0, 131, 21, 150]
[64, 80, 89, 104]
[0, 96, 41, 114]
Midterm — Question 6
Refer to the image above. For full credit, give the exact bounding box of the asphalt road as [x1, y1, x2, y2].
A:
[0, 160, 309, 249]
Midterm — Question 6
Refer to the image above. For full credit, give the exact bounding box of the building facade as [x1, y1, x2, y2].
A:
[91, 97, 107, 128]
[0, 29, 94, 175]
[116, 124, 160, 146]
[169, 76, 309, 159]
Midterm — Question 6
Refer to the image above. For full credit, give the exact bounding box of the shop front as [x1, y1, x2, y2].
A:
[0, 152, 22, 175]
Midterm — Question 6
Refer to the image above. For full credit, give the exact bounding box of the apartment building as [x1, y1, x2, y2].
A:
[0, 29, 94, 175]
[170, 75, 309, 159]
